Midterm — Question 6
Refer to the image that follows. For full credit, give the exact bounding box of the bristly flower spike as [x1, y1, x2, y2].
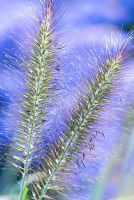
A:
[30, 35, 132, 200]
[9, 0, 60, 199]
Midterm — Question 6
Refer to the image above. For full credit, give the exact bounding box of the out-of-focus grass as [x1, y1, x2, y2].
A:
[89, 102, 134, 200]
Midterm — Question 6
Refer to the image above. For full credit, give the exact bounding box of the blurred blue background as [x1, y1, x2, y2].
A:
[0, 0, 134, 199]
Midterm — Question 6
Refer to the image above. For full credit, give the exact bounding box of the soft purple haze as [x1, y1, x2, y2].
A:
[0, 0, 134, 199]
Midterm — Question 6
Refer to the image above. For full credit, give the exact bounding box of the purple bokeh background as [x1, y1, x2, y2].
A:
[0, 0, 134, 199]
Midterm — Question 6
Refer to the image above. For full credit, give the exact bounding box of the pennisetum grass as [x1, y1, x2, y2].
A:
[8, 0, 62, 199]
[0, 0, 133, 200]
[28, 36, 132, 200]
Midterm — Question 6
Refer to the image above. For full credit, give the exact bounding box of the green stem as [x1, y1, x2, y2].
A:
[19, 67, 43, 200]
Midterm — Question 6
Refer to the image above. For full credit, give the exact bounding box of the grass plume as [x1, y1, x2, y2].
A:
[28, 36, 132, 200]
[9, 0, 61, 199]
